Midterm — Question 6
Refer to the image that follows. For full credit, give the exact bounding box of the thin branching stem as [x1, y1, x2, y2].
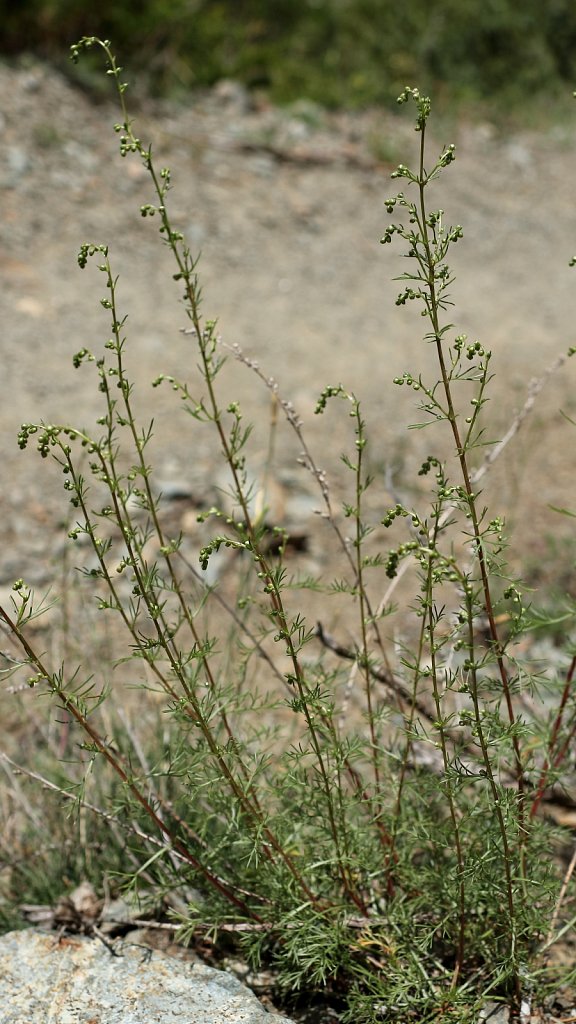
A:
[424, 541, 466, 986]
[414, 123, 527, 879]
[463, 586, 521, 1006]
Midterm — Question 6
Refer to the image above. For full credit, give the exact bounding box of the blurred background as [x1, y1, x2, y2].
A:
[1, 0, 576, 111]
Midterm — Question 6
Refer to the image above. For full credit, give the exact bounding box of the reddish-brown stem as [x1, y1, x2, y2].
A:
[531, 654, 576, 818]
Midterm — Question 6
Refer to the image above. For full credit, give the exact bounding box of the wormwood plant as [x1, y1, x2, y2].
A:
[2, 41, 576, 1023]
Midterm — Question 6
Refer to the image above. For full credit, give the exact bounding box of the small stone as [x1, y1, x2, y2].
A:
[157, 478, 197, 502]
[246, 153, 276, 177]
[21, 71, 43, 93]
[3, 146, 31, 187]
[212, 79, 251, 114]
[478, 1001, 525, 1023]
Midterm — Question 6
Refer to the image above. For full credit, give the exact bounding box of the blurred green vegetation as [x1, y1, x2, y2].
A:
[1, 0, 576, 109]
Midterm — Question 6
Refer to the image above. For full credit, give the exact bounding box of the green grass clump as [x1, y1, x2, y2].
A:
[2, 38, 576, 1024]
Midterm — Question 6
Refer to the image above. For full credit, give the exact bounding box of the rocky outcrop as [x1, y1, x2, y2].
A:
[0, 929, 295, 1024]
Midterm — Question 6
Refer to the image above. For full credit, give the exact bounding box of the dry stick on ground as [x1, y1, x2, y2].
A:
[235, 138, 381, 171]
[315, 621, 438, 730]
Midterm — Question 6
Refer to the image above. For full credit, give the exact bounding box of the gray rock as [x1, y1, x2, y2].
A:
[0, 929, 296, 1024]
[7, 146, 30, 176]
[2, 146, 30, 187]
[212, 79, 251, 114]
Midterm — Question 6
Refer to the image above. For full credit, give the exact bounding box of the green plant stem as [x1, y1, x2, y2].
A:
[463, 586, 521, 1007]
[415, 124, 526, 852]
[350, 401, 383, 799]
[424, 540, 466, 986]
[101, 257, 252, 780]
